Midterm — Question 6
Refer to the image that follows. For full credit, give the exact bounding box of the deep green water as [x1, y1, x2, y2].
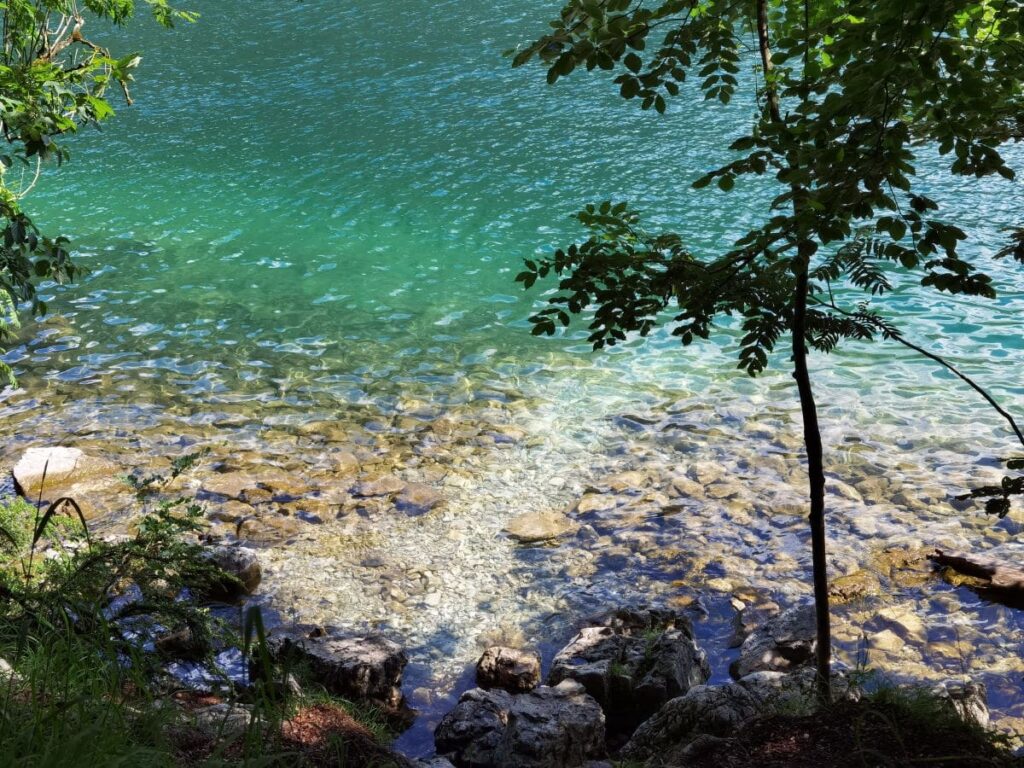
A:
[3, 0, 1024, 753]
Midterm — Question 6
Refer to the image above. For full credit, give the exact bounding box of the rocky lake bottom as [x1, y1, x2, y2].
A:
[3, 340, 1023, 757]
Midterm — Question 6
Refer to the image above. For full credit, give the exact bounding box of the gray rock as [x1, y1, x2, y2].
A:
[476, 646, 541, 693]
[932, 680, 989, 727]
[547, 607, 709, 736]
[193, 703, 253, 737]
[435, 680, 605, 768]
[268, 624, 407, 710]
[729, 602, 816, 679]
[621, 669, 848, 763]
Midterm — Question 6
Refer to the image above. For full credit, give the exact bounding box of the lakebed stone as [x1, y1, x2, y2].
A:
[829, 569, 882, 604]
[395, 482, 444, 516]
[503, 511, 576, 544]
[352, 476, 407, 498]
[12, 446, 131, 520]
[204, 545, 262, 601]
[434, 679, 605, 768]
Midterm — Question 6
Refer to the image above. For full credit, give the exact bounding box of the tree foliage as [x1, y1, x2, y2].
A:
[0, 0, 195, 384]
[514, 0, 1022, 366]
[512, 0, 1024, 698]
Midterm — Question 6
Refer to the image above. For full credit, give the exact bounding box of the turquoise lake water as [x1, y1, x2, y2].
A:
[2, 0, 1024, 753]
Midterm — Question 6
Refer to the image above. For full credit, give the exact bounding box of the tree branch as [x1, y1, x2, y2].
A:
[820, 298, 1024, 449]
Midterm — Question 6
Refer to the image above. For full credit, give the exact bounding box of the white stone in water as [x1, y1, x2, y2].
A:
[12, 446, 126, 519]
[14, 447, 85, 488]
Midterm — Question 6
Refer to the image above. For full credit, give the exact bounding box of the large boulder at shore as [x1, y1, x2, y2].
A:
[268, 624, 407, 711]
[12, 446, 132, 521]
[621, 668, 852, 764]
[434, 679, 605, 768]
[729, 601, 816, 679]
[476, 646, 542, 693]
[547, 607, 709, 736]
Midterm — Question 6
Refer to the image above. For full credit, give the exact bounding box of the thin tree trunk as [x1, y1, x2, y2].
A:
[756, 0, 832, 702]
[755, 0, 781, 124]
[791, 263, 832, 702]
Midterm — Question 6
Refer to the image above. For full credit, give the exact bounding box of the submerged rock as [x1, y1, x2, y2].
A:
[829, 570, 882, 604]
[394, 482, 444, 516]
[12, 446, 130, 520]
[204, 545, 262, 601]
[434, 679, 605, 768]
[351, 476, 406, 498]
[200, 472, 258, 501]
[729, 602, 816, 679]
[268, 624, 407, 711]
[547, 607, 709, 736]
[234, 513, 302, 545]
[503, 511, 576, 544]
[475, 646, 541, 693]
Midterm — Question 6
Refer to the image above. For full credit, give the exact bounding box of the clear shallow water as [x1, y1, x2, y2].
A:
[2, 0, 1024, 755]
